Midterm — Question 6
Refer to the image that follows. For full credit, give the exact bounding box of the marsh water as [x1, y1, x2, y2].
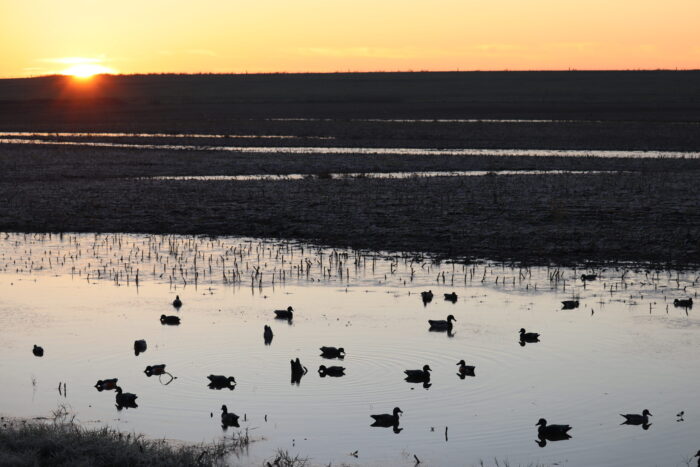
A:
[1, 233, 699, 466]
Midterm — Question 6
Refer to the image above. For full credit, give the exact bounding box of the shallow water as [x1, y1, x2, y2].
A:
[1, 136, 699, 159]
[0, 233, 699, 466]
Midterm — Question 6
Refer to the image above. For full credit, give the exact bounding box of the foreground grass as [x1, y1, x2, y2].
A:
[0, 414, 247, 467]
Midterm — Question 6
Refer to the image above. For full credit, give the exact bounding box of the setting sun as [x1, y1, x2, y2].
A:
[61, 64, 114, 78]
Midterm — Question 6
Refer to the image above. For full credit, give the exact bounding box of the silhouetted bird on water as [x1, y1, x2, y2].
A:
[444, 292, 458, 303]
[620, 409, 652, 425]
[220, 405, 240, 429]
[318, 365, 345, 377]
[208, 375, 236, 389]
[264, 325, 273, 344]
[561, 300, 579, 309]
[274, 306, 294, 320]
[457, 360, 475, 378]
[581, 274, 597, 281]
[674, 298, 693, 308]
[429, 314, 456, 331]
[290, 358, 307, 385]
[404, 365, 431, 382]
[115, 387, 138, 409]
[172, 295, 182, 309]
[95, 378, 118, 391]
[32, 345, 44, 357]
[134, 339, 147, 356]
[421, 290, 433, 306]
[144, 364, 166, 377]
[370, 407, 402, 430]
[536, 418, 571, 438]
[320, 346, 345, 359]
[160, 314, 180, 325]
[519, 328, 540, 343]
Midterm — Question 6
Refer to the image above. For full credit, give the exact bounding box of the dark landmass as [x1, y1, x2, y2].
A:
[0, 72, 698, 267]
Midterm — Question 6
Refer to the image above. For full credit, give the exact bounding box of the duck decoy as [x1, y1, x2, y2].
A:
[421, 290, 434, 305]
[263, 325, 273, 344]
[536, 418, 571, 438]
[519, 328, 540, 343]
[428, 314, 456, 331]
[220, 405, 240, 429]
[115, 387, 138, 409]
[134, 339, 147, 356]
[404, 365, 431, 382]
[160, 314, 180, 325]
[208, 375, 237, 389]
[172, 295, 182, 309]
[274, 306, 294, 320]
[32, 345, 44, 357]
[290, 358, 308, 385]
[581, 274, 597, 281]
[561, 300, 579, 310]
[457, 360, 475, 378]
[370, 407, 402, 427]
[444, 292, 458, 303]
[674, 298, 693, 308]
[620, 409, 652, 425]
[144, 364, 166, 377]
[320, 346, 345, 359]
[318, 365, 345, 377]
[94, 378, 118, 391]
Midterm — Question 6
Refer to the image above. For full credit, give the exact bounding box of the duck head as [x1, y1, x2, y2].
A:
[642, 409, 652, 417]
[519, 328, 526, 334]
[287, 306, 294, 312]
[115, 386, 123, 395]
[423, 365, 432, 372]
[228, 376, 236, 384]
[393, 407, 403, 417]
[695, 450, 700, 457]
[447, 314, 456, 322]
[338, 347, 345, 354]
[221, 404, 228, 414]
[456, 360, 466, 366]
[536, 418, 547, 427]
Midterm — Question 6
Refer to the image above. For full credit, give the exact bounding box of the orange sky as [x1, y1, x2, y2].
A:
[1, 0, 698, 77]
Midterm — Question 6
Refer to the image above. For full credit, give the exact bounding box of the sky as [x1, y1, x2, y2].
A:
[1, 0, 699, 77]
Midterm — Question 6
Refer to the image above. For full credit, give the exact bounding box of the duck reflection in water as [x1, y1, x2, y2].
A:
[290, 358, 307, 385]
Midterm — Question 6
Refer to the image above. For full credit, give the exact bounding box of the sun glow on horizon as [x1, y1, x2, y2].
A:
[61, 64, 115, 78]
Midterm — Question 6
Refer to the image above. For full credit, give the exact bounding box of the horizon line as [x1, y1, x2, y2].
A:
[3, 68, 700, 80]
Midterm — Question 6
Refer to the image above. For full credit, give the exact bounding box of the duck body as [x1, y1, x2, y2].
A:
[290, 358, 308, 384]
[95, 378, 118, 391]
[320, 346, 345, 359]
[134, 339, 147, 356]
[561, 300, 579, 310]
[172, 295, 182, 308]
[274, 306, 294, 320]
[220, 405, 240, 428]
[32, 345, 44, 357]
[428, 314, 456, 331]
[444, 292, 458, 303]
[370, 407, 402, 427]
[536, 418, 571, 438]
[318, 365, 345, 377]
[421, 290, 433, 305]
[208, 375, 236, 388]
[404, 365, 431, 382]
[519, 328, 540, 342]
[115, 387, 138, 408]
[674, 298, 693, 308]
[581, 274, 597, 281]
[144, 364, 166, 377]
[160, 314, 181, 325]
[263, 325, 273, 343]
[620, 409, 651, 425]
[457, 360, 476, 377]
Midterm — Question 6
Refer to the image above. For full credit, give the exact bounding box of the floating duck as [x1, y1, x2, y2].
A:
[404, 365, 431, 382]
[519, 328, 540, 342]
[428, 314, 456, 331]
[274, 306, 294, 320]
[144, 364, 166, 377]
[291, 358, 307, 385]
[457, 360, 475, 377]
[115, 387, 138, 409]
[620, 409, 652, 425]
[160, 314, 180, 325]
[421, 290, 434, 305]
[94, 378, 118, 391]
[32, 345, 44, 357]
[172, 295, 182, 308]
[318, 365, 345, 377]
[263, 325, 273, 344]
[370, 407, 402, 427]
[561, 300, 579, 310]
[220, 405, 240, 429]
[134, 340, 147, 356]
[674, 298, 693, 308]
[320, 346, 345, 359]
[536, 418, 571, 438]
[581, 274, 597, 281]
[208, 375, 237, 389]
[444, 292, 458, 303]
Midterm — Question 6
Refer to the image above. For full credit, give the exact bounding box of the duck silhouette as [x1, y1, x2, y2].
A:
[320, 346, 345, 359]
[444, 292, 458, 303]
[370, 407, 402, 428]
[561, 300, 579, 310]
[95, 378, 118, 391]
[674, 298, 693, 308]
[581, 274, 597, 281]
[429, 314, 456, 331]
[404, 365, 431, 382]
[134, 340, 147, 356]
[208, 375, 236, 389]
[115, 387, 138, 409]
[536, 418, 571, 439]
[274, 306, 294, 320]
[144, 364, 166, 377]
[220, 405, 240, 429]
[160, 314, 180, 325]
[318, 365, 345, 377]
[263, 325, 273, 345]
[519, 328, 540, 343]
[32, 345, 44, 357]
[421, 290, 433, 306]
[457, 360, 475, 378]
[620, 409, 651, 426]
[172, 295, 182, 309]
[290, 358, 307, 385]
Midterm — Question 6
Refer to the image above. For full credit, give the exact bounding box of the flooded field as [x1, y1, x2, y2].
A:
[1, 232, 698, 466]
